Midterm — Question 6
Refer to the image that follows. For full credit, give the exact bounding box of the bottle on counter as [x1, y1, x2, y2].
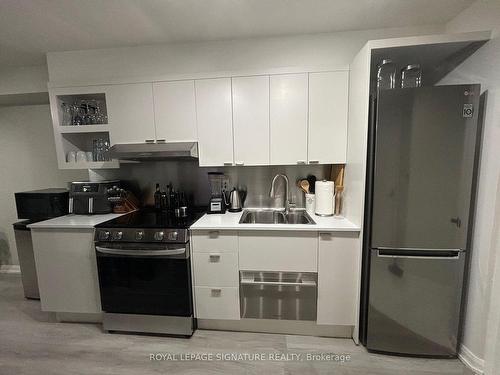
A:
[154, 183, 162, 210]
[160, 190, 168, 211]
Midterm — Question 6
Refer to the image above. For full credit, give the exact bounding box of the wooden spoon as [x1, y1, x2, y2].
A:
[300, 180, 310, 194]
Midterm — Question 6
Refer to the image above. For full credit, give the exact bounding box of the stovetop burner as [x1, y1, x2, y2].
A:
[96, 209, 203, 229]
[94, 208, 205, 243]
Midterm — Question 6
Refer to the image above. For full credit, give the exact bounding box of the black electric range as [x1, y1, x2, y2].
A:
[95, 209, 203, 243]
[94, 208, 204, 337]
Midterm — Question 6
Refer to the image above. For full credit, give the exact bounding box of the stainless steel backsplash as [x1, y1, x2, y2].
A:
[89, 161, 332, 208]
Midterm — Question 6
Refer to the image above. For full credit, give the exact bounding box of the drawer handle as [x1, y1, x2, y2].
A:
[209, 254, 221, 262]
[223, 162, 233, 166]
[156, 139, 166, 143]
[145, 139, 155, 143]
[309, 160, 319, 164]
[235, 162, 244, 166]
[297, 160, 306, 165]
[208, 231, 219, 237]
[211, 288, 222, 297]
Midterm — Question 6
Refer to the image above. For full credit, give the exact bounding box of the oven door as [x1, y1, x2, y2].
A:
[95, 242, 193, 317]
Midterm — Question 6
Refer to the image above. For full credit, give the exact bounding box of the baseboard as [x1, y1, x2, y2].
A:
[198, 318, 353, 338]
[459, 344, 484, 374]
[0, 265, 21, 274]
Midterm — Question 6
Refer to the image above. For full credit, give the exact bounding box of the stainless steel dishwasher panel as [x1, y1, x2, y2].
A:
[240, 271, 317, 321]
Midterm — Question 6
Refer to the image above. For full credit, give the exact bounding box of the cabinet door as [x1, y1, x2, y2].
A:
[31, 229, 101, 314]
[270, 73, 308, 165]
[308, 71, 349, 164]
[239, 231, 318, 272]
[317, 232, 359, 325]
[153, 80, 197, 142]
[232, 76, 270, 166]
[107, 83, 156, 144]
[195, 78, 234, 166]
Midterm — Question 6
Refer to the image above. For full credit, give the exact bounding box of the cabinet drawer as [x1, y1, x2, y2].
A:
[239, 231, 318, 272]
[191, 230, 237, 253]
[195, 286, 240, 320]
[193, 252, 239, 287]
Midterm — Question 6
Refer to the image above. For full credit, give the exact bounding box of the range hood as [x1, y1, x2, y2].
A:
[109, 142, 198, 161]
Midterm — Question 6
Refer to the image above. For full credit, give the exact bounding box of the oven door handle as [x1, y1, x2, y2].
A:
[95, 246, 185, 257]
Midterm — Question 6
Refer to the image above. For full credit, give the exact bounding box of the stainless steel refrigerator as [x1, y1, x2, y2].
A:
[360, 84, 481, 357]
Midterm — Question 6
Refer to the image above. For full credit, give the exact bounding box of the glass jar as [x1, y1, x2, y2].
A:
[401, 64, 422, 88]
[376, 59, 396, 91]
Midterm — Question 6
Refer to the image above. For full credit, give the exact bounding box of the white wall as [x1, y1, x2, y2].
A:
[0, 65, 48, 95]
[46, 25, 443, 84]
[441, 1, 500, 372]
[0, 105, 86, 265]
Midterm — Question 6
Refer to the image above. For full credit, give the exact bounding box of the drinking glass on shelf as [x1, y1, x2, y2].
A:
[87, 99, 97, 125]
[95, 100, 107, 124]
[61, 102, 72, 126]
[103, 140, 110, 161]
[71, 102, 82, 125]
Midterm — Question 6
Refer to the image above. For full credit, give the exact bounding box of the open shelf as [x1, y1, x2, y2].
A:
[58, 124, 111, 134]
[56, 92, 108, 127]
[59, 160, 120, 170]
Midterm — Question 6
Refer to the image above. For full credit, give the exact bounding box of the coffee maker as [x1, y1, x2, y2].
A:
[207, 173, 227, 214]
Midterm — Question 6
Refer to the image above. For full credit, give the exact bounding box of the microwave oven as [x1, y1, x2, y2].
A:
[15, 188, 69, 220]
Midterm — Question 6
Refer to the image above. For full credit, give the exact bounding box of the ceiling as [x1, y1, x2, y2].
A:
[0, 0, 474, 68]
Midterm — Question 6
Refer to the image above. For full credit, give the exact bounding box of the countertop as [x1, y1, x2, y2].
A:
[28, 213, 127, 230]
[190, 210, 360, 232]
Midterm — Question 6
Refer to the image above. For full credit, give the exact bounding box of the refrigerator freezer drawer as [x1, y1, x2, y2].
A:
[366, 248, 465, 357]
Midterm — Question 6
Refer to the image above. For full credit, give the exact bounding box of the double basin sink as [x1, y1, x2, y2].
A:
[239, 209, 316, 225]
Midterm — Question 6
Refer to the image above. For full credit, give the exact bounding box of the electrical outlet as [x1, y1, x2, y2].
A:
[223, 176, 230, 191]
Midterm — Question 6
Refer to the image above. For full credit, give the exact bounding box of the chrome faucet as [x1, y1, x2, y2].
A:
[269, 174, 294, 214]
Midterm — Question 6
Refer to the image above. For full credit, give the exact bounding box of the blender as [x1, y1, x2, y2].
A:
[207, 172, 226, 214]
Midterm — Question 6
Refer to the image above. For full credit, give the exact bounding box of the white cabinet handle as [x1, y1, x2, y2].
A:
[319, 232, 333, 240]
[309, 160, 319, 164]
[209, 253, 221, 262]
[211, 289, 222, 297]
[297, 160, 306, 164]
[235, 162, 244, 166]
[208, 230, 219, 237]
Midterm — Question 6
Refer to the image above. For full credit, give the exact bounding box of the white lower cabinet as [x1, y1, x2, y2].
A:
[193, 252, 238, 286]
[195, 287, 240, 320]
[192, 230, 240, 320]
[191, 229, 359, 327]
[317, 232, 359, 326]
[238, 231, 317, 272]
[31, 228, 101, 314]
[191, 230, 238, 253]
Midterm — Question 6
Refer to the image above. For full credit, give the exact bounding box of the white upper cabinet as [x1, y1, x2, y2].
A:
[107, 83, 156, 145]
[153, 80, 197, 142]
[195, 78, 234, 167]
[232, 76, 270, 166]
[270, 73, 308, 165]
[308, 71, 349, 164]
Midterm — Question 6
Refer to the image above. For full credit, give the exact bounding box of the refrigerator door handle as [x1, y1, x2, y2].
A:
[376, 249, 461, 260]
